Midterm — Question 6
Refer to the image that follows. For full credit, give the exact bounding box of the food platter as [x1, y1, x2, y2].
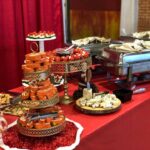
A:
[72, 36, 111, 46]
[3, 105, 29, 116]
[0, 93, 21, 110]
[26, 31, 56, 41]
[0, 93, 28, 116]
[75, 99, 121, 114]
[20, 92, 59, 109]
[51, 57, 92, 73]
[17, 119, 66, 137]
[75, 94, 122, 115]
[132, 31, 150, 41]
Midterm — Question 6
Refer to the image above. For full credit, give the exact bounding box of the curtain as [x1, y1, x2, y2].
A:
[0, 0, 64, 91]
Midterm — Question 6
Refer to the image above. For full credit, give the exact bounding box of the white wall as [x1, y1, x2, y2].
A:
[120, 0, 139, 35]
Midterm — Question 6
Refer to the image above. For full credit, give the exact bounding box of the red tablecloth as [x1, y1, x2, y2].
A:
[2, 121, 77, 150]
[3, 75, 150, 150]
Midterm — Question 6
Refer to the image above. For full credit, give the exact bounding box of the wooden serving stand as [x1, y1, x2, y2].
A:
[75, 99, 121, 115]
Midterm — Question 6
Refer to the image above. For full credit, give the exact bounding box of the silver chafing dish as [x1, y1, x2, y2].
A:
[97, 40, 150, 85]
[101, 48, 150, 76]
[72, 36, 111, 56]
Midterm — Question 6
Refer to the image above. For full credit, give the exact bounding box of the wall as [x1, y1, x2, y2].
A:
[62, 0, 121, 43]
[120, 0, 138, 35]
[138, 0, 150, 31]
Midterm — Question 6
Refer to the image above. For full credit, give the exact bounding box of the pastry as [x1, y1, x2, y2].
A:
[0, 93, 13, 105]
[22, 52, 50, 73]
[21, 78, 57, 101]
[52, 47, 89, 63]
[18, 106, 65, 129]
[27, 31, 56, 39]
[72, 36, 111, 46]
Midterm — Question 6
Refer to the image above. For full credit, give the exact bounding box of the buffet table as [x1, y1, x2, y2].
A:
[2, 74, 150, 150]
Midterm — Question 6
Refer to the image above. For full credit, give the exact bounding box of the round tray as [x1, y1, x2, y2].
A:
[23, 69, 50, 81]
[26, 36, 56, 41]
[75, 99, 121, 115]
[51, 57, 92, 73]
[20, 93, 59, 109]
[17, 120, 66, 137]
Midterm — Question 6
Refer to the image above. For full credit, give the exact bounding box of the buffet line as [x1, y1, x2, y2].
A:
[0, 30, 150, 149]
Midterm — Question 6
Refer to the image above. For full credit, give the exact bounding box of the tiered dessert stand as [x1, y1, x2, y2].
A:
[26, 33, 56, 52]
[51, 57, 92, 104]
[17, 41, 66, 136]
[19, 68, 66, 137]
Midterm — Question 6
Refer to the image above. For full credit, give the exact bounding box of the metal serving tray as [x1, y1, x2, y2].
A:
[80, 43, 110, 56]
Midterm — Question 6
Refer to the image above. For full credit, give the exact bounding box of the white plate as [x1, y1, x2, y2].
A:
[54, 79, 64, 87]
[26, 36, 56, 41]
